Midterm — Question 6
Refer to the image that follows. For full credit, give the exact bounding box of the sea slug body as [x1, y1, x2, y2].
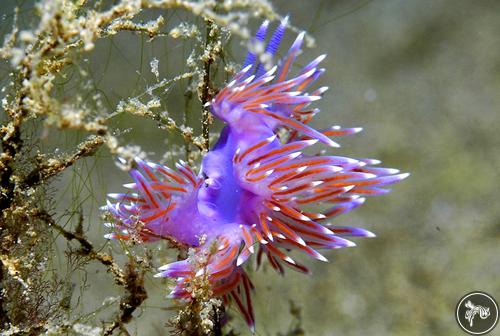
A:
[104, 18, 408, 330]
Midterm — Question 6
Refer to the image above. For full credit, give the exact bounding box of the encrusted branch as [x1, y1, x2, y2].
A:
[20, 135, 105, 190]
[0, 66, 33, 214]
[35, 209, 149, 335]
[200, 19, 217, 152]
[103, 262, 147, 336]
[32, 209, 126, 286]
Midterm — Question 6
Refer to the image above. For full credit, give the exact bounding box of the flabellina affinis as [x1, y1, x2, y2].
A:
[103, 18, 408, 331]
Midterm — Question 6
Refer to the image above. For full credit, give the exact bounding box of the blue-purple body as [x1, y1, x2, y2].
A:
[104, 19, 408, 330]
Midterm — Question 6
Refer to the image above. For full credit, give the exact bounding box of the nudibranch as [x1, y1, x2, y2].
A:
[104, 19, 408, 330]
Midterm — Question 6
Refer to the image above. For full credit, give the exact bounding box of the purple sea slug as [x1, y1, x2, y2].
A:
[104, 19, 408, 330]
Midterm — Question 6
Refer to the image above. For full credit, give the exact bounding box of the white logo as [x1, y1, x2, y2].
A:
[456, 291, 498, 335]
[465, 300, 491, 327]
